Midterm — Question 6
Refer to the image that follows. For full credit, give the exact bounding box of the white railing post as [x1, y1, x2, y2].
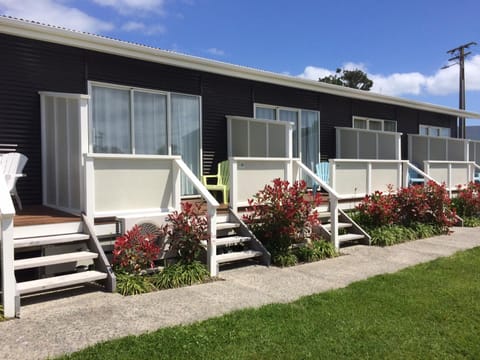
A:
[230, 159, 238, 212]
[402, 161, 409, 188]
[207, 203, 217, 277]
[83, 155, 96, 223]
[1, 175, 16, 318]
[330, 197, 339, 250]
[172, 160, 181, 211]
[366, 161, 372, 195]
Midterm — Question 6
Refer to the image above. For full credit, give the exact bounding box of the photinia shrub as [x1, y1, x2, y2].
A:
[356, 181, 456, 232]
[355, 187, 399, 228]
[163, 202, 209, 264]
[112, 225, 161, 274]
[243, 178, 322, 261]
[451, 182, 480, 217]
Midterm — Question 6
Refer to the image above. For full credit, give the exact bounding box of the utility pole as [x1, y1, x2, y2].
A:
[442, 42, 476, 139]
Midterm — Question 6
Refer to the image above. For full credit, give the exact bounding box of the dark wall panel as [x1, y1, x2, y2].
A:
[0, 34, 85, 205]
[0, 33, 459, 206]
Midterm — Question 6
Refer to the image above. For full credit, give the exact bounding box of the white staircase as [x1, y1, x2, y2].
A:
[209, 210, 270, 273]
[12, 215, 115, 316]
[316, 208, 370, 247]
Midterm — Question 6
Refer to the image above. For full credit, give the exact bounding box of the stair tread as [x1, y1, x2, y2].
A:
[217, 250, 263, 264]
[322, 222, 352, 230]
[338, 233, 365, 242]
[215, 236, 251, 246]
[17, 270, 107, 295]
[317, 211, 331, 218]
[216, 222, 241, 231]
[14, 233, 90, 249]
[14, 251, 98, 270]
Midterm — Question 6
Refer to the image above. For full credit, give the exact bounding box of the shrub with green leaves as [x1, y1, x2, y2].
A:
[369, 223, 444, 246]
[295, 240, 337, 262]
[243, 178, 322, 265]
[151, 261, 210, 289]
[115, 272, 156, 296]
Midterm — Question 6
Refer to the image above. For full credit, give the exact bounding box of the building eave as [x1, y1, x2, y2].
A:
[2, 16, 480, 119]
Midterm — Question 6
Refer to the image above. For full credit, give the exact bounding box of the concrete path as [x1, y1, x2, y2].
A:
[2, 227, 480, 360]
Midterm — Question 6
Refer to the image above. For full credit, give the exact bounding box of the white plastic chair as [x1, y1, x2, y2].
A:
[0, 152, 28, 210]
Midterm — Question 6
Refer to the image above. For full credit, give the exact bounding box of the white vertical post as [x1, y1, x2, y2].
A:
[230, 159, 238, 212]
[396, 133, 402, 160]
[330, 197, 339, 250]
[79, 97, 89, 214]
[1, 173, 16, 318]
[285, 158, 292, 183]
[207, 203, 217, 277]
[286, 123, 293, 159]
[172, 160, 181, 211]
[447, 163, 452, 197]
[366, 162, 372, 195]
[402, 162, 409, 188]
[465, 139, 470, 161]
[84, 155, 96, 223]
[330, 159, 336, 189]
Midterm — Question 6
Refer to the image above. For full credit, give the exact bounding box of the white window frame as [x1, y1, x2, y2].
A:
[88, 81, 202, 173]
[254, 103, 320, 163]
[419, 124, 451, 137]
[352, 116, 397, 132]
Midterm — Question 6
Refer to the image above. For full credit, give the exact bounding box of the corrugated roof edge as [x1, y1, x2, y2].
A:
[1, 15, 479, 119]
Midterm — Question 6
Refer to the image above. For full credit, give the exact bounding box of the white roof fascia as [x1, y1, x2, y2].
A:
[1, 16, 480, 119]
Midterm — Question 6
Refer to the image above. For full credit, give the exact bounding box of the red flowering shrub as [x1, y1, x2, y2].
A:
[452, 182, 480, 217]
[163, 202, 208, 264]
[355, 187, 399, 228]
[243, 178, 322, 261]
[112, 225, 161, 274]
[396, 181, 456, 229]
[356, 181, 456, 232]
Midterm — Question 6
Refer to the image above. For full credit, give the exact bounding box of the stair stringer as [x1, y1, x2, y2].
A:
[338, 209, 371, 245]
[81, 214, 116, 292]
[228, 210, 271, 266]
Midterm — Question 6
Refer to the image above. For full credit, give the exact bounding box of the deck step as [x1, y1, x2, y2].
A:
[338, 233, 365, 243]
[216, 250, 263, 264]
[317, 212, 331, 219]
[14, 251, 98, 270]
[322, 222, 352, 231]
[14, 233, 90, 249]
[17, 270, 107, 295]
[215, 236, 251, 247]
[216, 222, 241, 231]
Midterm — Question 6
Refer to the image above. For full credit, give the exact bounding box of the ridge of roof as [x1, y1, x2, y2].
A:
[1, 15, 480, 119]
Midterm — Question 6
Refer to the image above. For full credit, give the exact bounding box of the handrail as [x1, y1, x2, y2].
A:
[407, 162, 438, 184]
[295, 160, 341, 249]
[1, 175, 16, 318]
[173, 158, 219, 276]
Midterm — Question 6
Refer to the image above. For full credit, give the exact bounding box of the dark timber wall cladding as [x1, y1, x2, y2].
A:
[0, 33, 457, 205]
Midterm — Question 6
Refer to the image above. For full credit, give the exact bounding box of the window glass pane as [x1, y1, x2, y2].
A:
[92, 86, 131, 153]
[369, 120, 382, 131]
[430, 128, 440, 137]
[171, 94, 201, 195]
[419, 125, 428, 136]
[133, 91, 167, 154]
[440, 127, 451, 137]
[256, 106, 276, 120]
[279, 109, 298, 157]
[353, 118, 367, 129]
[384, 121, 396, 132]
[301, 110, 320, 175]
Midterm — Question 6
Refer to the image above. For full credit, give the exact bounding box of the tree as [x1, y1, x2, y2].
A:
[319, 68, 373, 91]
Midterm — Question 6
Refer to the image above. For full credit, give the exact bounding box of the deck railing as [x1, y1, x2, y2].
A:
[0, 174, 16, 318]
[336, 127, 402, 160]
[84, 154, 220, 276]
[423, 160, 477, 195]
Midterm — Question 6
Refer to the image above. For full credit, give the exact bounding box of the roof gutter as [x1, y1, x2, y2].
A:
[1, 16, 480, 119]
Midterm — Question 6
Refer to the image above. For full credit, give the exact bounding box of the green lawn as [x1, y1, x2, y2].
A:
[60, 247, 480, 359]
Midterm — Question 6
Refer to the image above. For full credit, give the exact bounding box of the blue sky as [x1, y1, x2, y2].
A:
[2, 0, 480, 119]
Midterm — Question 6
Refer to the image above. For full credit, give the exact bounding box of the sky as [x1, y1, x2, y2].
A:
[2, 0, 480, 122]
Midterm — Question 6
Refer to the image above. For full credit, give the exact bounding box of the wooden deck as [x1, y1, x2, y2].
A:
[14, 205, 80, 227]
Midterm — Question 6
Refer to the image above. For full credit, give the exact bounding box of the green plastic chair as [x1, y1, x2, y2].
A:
[202, 160, 229, 204]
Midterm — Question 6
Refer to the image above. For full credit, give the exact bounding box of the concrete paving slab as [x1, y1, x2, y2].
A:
[1, 227, 480, 360]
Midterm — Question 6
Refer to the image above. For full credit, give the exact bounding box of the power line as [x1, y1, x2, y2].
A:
[441, 42, 476, 139]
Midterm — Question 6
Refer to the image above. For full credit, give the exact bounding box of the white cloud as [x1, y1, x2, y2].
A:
[92, 0, 166, 15]
[298, 55, 480, 97]
[121, 21, 165, 34]
[0, 0, 113, 32]
[206, 47, 225, 56]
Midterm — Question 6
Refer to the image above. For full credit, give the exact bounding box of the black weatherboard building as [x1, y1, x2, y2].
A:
[0, 16, 476, 206]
